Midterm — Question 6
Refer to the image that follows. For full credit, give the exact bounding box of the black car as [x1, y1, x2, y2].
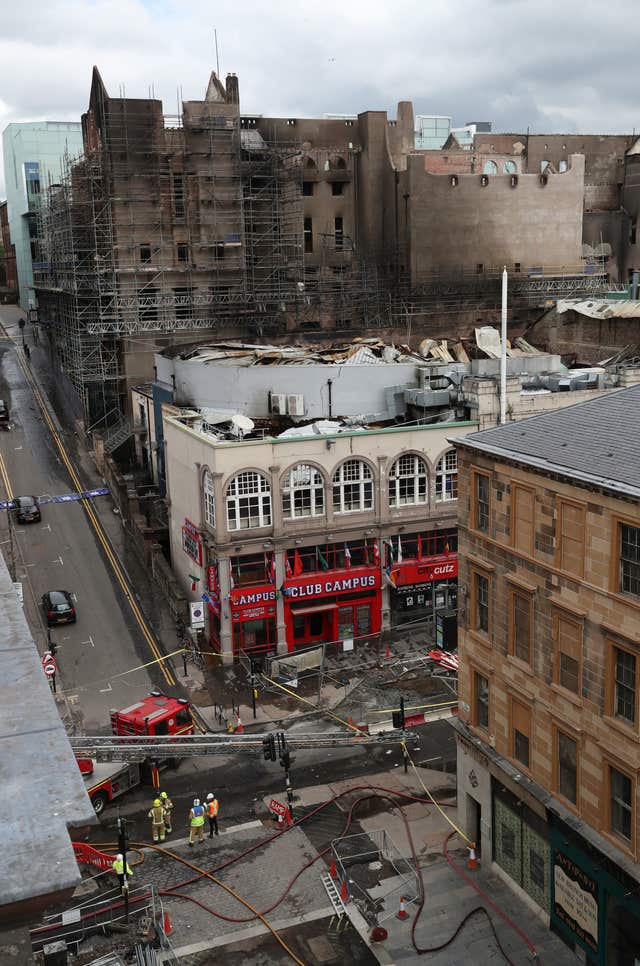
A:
[0, 400, 9, 427]
[14, 495, 41, 524]
[42, 590, 76, 626]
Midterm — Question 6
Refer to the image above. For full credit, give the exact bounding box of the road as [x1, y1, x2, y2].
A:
[0, 309, 170, 731]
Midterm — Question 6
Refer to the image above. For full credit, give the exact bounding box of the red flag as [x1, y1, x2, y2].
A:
[285, 553, 293, 578]
[372, 539, 380, 565]
[293, 549, 304, 576]
[344, 542, 351, 569]
[444, 541, 450, 557]
[417, 534, 422, 559]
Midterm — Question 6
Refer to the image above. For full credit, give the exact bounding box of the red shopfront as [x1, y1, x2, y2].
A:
[389, 556, 458, 627]
[230, 586, 278, 656]
[283, 566, 382, 652]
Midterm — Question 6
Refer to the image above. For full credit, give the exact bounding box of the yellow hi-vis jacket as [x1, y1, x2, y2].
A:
[190, 805, 205, 827]
[112, 858, 133, 876]
[148, 805, 165, 825]
[207, 799, 219, 818]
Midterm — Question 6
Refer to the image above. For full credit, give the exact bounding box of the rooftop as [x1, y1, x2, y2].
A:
[0, 552, 95, 920]
[557, 298, 640, 320]
[455, 383, 640, 499]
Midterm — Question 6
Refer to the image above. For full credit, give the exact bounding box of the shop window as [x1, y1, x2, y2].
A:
[472, 470, 490, 532]
[619, 522, 640, 598]
[606, 640, 638, 726]
[226, 471, 272, 531]
[608, 764, 633, 843]
[435, 450, 458, 502]
[556, 730, 578, 805]
[389, 454, 428, 507]
[511, 483, 535, 556]
[332, 459, 373, 514]
[233, 616, 277, 655]
[553, 610, 582, 695]
[203, 469, 215, 526]
[282, 463, 325, 519]
[471, 569, 490, 636]
[511, 699, 532, 770]
[473, 671, 489, 730]
[338, 606, 354, 641]
[556, 498, 585, 578]
[508, 587, 533, 664]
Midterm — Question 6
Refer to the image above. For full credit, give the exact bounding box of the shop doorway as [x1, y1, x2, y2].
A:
[292, 605, 336, 647]
[467, 795, 482, 856]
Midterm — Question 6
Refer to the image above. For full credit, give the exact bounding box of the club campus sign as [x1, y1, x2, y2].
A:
[230, 570, 381, 608]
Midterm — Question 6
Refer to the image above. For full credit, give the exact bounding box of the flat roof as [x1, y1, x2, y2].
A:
[0, 555, 96, 914]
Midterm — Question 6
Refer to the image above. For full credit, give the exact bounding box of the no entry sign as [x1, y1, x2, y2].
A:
[42, 652, 57, 677]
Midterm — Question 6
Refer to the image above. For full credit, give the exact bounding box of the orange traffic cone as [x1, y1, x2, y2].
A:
[163, 910, 172, 935]
[467, 842, 477, 870]
[348, 714, 354, 727]
[396, 895, 409, 921]
[385, 642, 391, 659]
[329, 855, 337, 878]
[236, 714, 243, 734]
[340, 879, 348, 902]
[284, 805, 292, 825]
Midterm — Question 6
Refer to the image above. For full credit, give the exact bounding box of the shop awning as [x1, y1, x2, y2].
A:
[291, 603, 338, 615]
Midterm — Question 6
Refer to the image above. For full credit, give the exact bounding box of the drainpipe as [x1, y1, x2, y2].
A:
[327, 379, 333, 419]
[632, 270, 639, 300]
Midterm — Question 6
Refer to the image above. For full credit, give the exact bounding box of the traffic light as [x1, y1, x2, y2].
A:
[262, 733, 276, 761]
[392, 698, 406, 731]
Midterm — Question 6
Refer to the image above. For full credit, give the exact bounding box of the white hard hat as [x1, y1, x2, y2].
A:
[116, 853, 123, 861]
[193, 798, 200, 806]
[206, 793, 214, 800]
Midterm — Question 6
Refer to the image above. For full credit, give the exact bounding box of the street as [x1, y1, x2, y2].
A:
[0, 308, 169, 731]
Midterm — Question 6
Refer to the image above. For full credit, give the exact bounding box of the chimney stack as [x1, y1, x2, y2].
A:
[225, 72, 239, 104]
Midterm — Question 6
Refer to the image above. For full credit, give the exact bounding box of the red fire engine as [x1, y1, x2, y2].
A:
[78, 692, 193, 814]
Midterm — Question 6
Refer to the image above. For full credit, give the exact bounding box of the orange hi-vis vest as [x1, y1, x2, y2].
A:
[207, 799, 219, 818]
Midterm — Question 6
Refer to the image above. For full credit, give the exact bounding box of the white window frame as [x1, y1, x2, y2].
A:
[389, 454, 428, 507]
[203, 470, 216, 526]
[282, 464, 325, 519]
[226, 471, 272, 531]
[435, 450, 458, 502]
[332, 459, 373, 514]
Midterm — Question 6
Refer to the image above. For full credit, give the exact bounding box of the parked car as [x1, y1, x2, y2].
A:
[42, 590, 76, 626]
[0, 400, 9, 427]
[14, 495, 41, 524]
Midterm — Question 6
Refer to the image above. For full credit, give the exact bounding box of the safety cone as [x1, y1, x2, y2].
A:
[396, 895, 409, 921]
[236, 714, 244, 734]
[348, 714, 354, 727]
[163, 910, 172, 935]
[284, 805, 292, 826]
[329, 855, 337, 879]
[467, 842, 477, 870]
[340, 879, 348, 902]
[277, 811, 284, 827]
[385, 642, 391, 659]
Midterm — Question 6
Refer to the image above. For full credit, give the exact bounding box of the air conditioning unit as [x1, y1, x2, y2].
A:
[287, 394, 305, 417]
[270, 392, 287, 415]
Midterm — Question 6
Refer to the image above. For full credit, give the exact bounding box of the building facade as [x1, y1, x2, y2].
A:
[163, 413, 474, 662]
[0, 200, 18, 298]
[2, 121, 83, 309]
[453, 386, 640, 963]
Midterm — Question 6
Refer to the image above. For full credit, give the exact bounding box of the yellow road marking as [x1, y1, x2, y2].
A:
[2, 327, 175, 686]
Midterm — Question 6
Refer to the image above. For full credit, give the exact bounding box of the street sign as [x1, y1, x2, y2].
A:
[190, 601, 205, 629]
[269, 799, 286, 817]
[43, 662, 57, 677]
[42, 652, 57, 677]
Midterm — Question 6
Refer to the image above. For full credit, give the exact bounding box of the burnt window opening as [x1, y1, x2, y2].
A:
[177, 243, 189, 263]
[334, 216, 344, 251]
[302, 181, 314, 197]
[304, 217, 313, 254]
[331, 181, 344, 196]
[140, 244, 152, 263]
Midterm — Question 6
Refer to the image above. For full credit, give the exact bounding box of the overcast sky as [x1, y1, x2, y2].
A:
[1, 0, 638, 195]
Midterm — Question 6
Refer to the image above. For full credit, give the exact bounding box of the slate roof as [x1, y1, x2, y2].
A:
[456, 383, 640, 499]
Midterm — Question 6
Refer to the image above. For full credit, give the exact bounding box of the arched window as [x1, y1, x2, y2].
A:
[203, 469, 216, 526]
[558, 160, 568, 173]
[330, 155, 347, 170]
[483, 160, 498, 175]
[303, 156, 317, 169]
[435, 450, 458, 502]
[389, 455, 428, 507]
[226, 471, 272, 530]
[503, 160, 517, 174]
[540, 160, 550, 173]
[282, 464, 325, 519]
[333, 459, 373, 513]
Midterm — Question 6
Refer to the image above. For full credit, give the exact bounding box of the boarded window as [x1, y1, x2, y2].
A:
[512, 484, 534, 555]
[554, 612, 582, 695]
[557, 499, 585, 577]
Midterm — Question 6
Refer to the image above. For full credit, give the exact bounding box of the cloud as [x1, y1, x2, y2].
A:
[1, 0, 639, 195]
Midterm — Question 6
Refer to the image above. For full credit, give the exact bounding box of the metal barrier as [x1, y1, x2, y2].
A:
[331, 829, 420, 924]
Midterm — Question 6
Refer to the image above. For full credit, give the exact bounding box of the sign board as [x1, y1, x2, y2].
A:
[190, 601, 205, 629]
[269, 799, 287, 817]
[342, 637, 354, 652]
[553, 852, 598, 953]
[282, 568, 380, 601]
[42, 652, 57, 677]
[43, 662, 57, 677]
[392, 557, 458, 587]
[182, 518, 203, 565]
